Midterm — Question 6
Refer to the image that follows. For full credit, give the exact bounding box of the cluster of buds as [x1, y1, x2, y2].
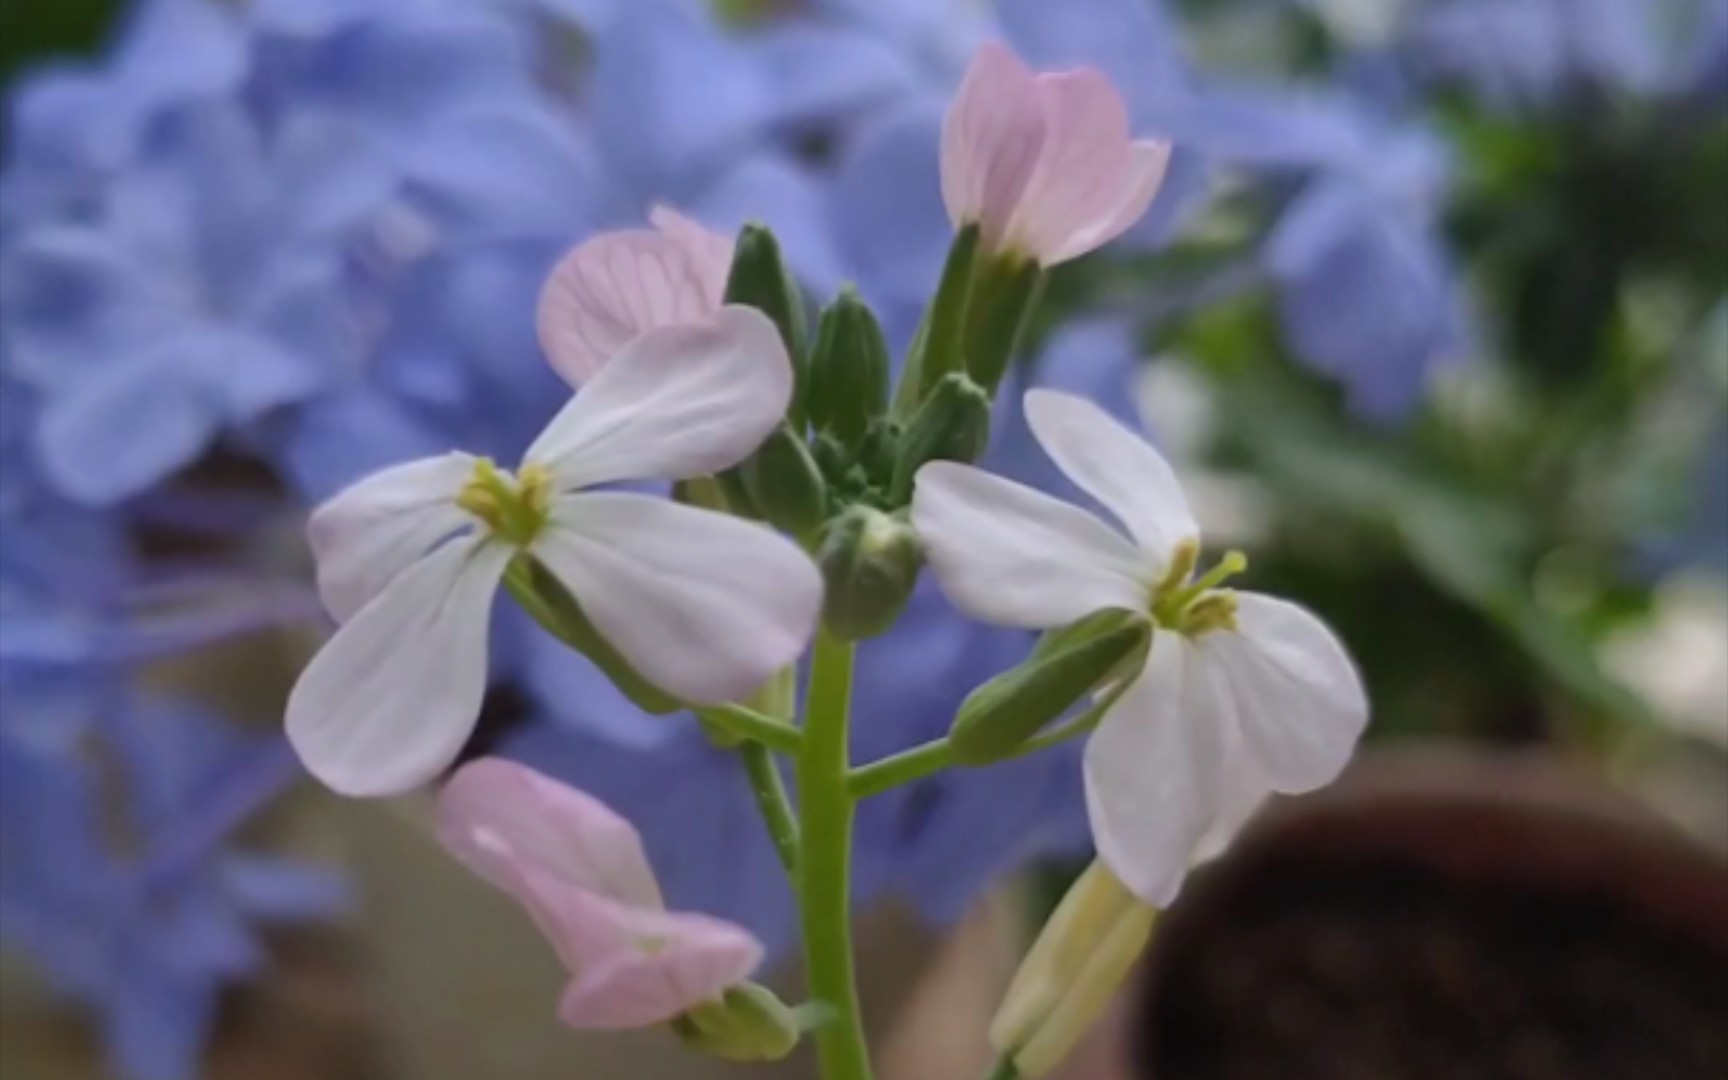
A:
[283, 40, 1366, 1080]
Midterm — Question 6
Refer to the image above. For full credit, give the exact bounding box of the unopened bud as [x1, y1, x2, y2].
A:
[505, 557, 683, 715]
[897, 223, 981, 411]
[742, 424, 827, 542]
[725, 224, 808, 423]
[949, 608, 1150, 765]
[855, 416, 902, 490]
[817, 506, 923, 640]
[673, 983, 800, 1063]
[889, 371, 991, 504]
[965, 253, 1044, 395]
[991, 861, 1156, 1078]
[807, 287, 890, 447]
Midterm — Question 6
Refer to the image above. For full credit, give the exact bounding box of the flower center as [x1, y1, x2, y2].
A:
[1150, 538, 1246, 638]
[455, 458, 553, 546]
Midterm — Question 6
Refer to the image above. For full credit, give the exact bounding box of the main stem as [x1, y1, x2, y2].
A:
[798, 629, 872, 1080]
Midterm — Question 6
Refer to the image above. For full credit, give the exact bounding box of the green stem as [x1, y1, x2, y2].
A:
[847, 680, 1132, 800]
[739, 741, 800, 876]
[985, 1057, 1019, 1080]
[694, 703, 805, 754]
[797, 629, 872, 1080]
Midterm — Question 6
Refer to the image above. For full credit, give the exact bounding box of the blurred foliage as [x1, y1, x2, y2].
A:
[0, 0, 117, 81]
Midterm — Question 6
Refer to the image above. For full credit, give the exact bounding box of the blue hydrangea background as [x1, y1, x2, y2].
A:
[3, 0, 1724, 1077]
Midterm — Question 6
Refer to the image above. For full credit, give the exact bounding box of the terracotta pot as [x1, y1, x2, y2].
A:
[1103, 748, 1728, 1080]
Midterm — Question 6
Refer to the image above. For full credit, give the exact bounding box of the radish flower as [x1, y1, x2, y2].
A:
[942, 43, 1173, 267]
[287, 307, 822, 796]
[537, 205, 734, 385]
[911, 390, 1367, 904]
[437, 758, 765, 1029]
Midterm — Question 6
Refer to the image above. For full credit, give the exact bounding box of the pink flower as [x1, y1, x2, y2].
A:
[437, 758, 765, 1029]
[537, 205, 735, 385]
[941, 43, 1173, 266]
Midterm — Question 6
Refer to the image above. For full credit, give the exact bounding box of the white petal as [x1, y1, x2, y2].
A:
[1024, 389, 1198, 570]
[647, 204, 734, 305]
[525, 307, 792, 490]
[940, 41, 1045, 245]
[286, 538, 511, 797]
[1196, 593, 1367, 792]
[1083, 637, 1226, 906]
[532, 493, 821, 705]
[1007, 69, 1134, 263]
[437, 758, 663, 910]
[536, 228, 723, 386]
[912, 461, 1147, 629]
[306, 453, 476, 623]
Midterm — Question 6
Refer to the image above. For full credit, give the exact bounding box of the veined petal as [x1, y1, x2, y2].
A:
[537, 228, 727, 386]
[911, 461, 1146, 629]
[554, 891, 763, 1030]
[526, 307, 792, 490]
[307, 453, 476, 623]
[533, 493, 821, 705]
[286, 537, 510, 797]
[648, 204, 734, 305]
[1007, 68, 1135, 263]
[1044, 138, 1172, 265]
[437, 758, 662, 911]
[941, 41, 1045, 246]
[1196, 593, 1367, 791]
[1023, 389, 1197, 571]
[1083, 638, 1225, 905]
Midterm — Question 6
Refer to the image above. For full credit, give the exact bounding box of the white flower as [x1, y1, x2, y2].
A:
[287, 307, 823, 797]
[911, 389, 1368, 904]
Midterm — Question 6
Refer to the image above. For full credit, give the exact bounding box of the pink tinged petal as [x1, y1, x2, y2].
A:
[306, 453, 477, 623]
[1021, 390, 1198, 573]
[555, 895, 764, 1030]
[940, 41, 1046, 246]
[533, 493, 822, 705]
[910, 461, 1146, 629]
[1005, 68, 1136, 264]
[1044, 138, 1174, 265]
[648, 204, 735, 306]
[1083, 638, 1228, 906]
[1195, 592, 1368, 792]
[537, 228, 728, 386]
[437, 758, 662, 909]
[286, 537, 511, 797]
[526, 307, 793, 489]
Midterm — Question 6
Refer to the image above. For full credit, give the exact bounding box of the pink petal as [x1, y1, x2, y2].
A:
[537, 228, 724, 386]
[1006, 68, 1136, 264]
[1045, 139, 1173, 265]
[940, 41, 1046, 248]
[648, 204, 735, 307]
[436, 758, 662, 910]
[555, 894, 764, 1030]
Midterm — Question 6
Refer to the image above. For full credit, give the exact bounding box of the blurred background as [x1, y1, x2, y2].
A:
[0, 0, 1723, 1078]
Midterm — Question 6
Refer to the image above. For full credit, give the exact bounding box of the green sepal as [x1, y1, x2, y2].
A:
[817, 505, 923, 640]
[949, 608, 1152, 766]
[741, 423, 827, 543]
[503, 557, 684, 715]
[965, 253, 1044, 395]
[856, 415, 902, 490]
[897, 223, 981, 412]
[807, 286, 891, 447]
[889, 371, 991, 504]
[724, 223, 808, 425]
[672, 983, 801, 1063]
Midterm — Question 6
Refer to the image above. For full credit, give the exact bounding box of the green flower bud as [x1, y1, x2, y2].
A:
[896, 223, 981, 412]
[965, 253, 1045, 395]
[991, 861, 1156, 1078]
[503, 557, 683, 715]
[672, 983, 800, 1063]
[807, 286, 890, 447]
[724, 223, 808, 423]
[855, 416, 902, 490]
[889, 371, 991, 504]
[949, 608, 1151, 766]
[741, 423, 827, 542]
[817, 506, 923, 640]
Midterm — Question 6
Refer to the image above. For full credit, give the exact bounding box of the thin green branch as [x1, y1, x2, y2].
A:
[695, 702, 805, 755]
[738, 741, 800, 876]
